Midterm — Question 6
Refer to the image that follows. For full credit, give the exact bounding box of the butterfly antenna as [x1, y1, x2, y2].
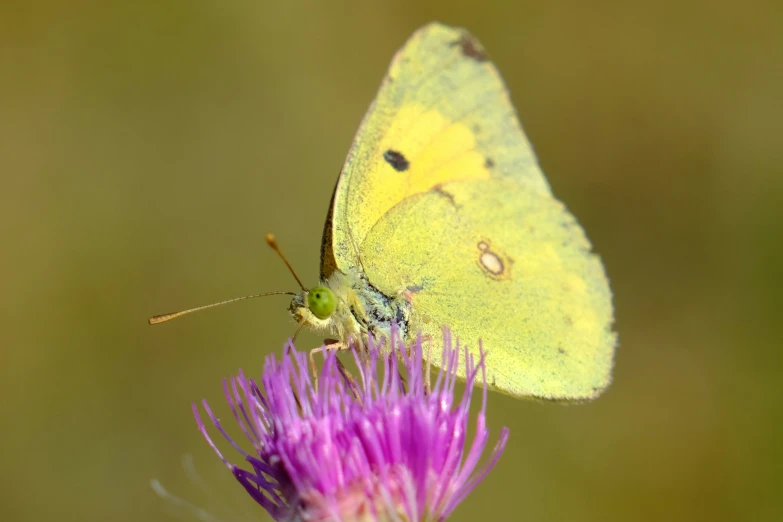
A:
[148, 291, 296, 325]
[266, 232, 307, 291]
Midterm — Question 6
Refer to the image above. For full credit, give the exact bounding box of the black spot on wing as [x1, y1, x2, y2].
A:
[484, 157, 495, 169]
[383, 149, 409, 172]
[450, 34, 488, 62]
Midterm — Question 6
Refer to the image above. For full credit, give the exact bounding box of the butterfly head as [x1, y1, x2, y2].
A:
[289, 285, 340, 332]
[288, 273, 369, 345]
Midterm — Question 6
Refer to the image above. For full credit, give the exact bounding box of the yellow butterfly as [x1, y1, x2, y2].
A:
[153, 23, 616, 401]
[293, 23, 615, 401]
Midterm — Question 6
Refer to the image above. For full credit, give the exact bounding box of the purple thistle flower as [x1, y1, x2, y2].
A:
[194, 328, 509, 522]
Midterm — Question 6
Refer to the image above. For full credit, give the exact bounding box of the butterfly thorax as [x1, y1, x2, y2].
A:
[289, 268, 411, 350]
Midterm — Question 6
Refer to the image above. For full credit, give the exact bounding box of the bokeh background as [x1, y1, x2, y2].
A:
[2, 1, 781, 521]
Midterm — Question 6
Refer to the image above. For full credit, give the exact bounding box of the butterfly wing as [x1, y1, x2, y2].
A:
[321, 23, 615, 400]
[321, 22, 550, 277]
[360, 177, 616, 399]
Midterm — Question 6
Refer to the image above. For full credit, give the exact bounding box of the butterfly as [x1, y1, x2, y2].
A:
[152, 23, 616, 401]
[289, 23, 616, 400]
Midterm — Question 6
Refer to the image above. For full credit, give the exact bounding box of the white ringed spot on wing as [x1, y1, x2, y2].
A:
[477, 240, 510, 280]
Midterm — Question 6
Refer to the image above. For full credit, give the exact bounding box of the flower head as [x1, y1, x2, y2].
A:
[194, 328, 509, 522]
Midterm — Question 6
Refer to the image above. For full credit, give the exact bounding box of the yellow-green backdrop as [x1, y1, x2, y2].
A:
[2, 1, 781, 521]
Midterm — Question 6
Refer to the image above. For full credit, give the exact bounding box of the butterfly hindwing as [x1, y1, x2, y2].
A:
[360, 177, 615, 399]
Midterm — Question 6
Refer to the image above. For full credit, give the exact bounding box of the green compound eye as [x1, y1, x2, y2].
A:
[307, 286, 336, 320]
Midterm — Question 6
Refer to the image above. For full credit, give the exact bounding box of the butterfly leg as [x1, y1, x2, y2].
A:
[309, 342, 342, 385]
[309, 340, 354, 392]
[308, 345, 327, 388]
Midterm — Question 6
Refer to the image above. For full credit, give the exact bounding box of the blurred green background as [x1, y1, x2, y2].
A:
[2, 1, 781, 521]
